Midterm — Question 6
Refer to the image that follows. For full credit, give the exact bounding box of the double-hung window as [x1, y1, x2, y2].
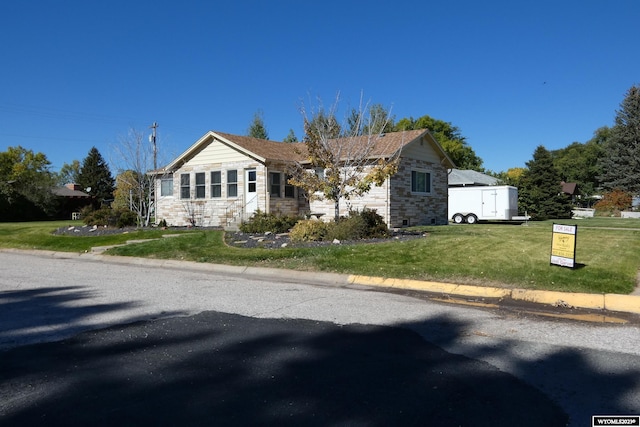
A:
[227, 170, 238, 198]
[160, 176, 173, 197]
[210, 171, 221, 198]
[195, 172, 205, 198]
[284, 174, 295, 198]
[180, 173, 190, 199]
[270, 172, 281, 197]
[411, 170, 431, 194]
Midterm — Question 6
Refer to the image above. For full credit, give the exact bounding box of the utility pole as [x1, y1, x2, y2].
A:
[149, 121, 158, 170]
[149, 121, 158, 226]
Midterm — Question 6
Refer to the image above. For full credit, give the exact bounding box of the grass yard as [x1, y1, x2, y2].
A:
[0, 218, 638, 294]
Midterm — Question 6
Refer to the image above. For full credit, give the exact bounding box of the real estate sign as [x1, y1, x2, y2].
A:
[550, 223, 578, 268]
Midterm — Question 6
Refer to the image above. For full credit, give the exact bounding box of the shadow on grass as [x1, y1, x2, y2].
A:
[1, 310, 636, 426]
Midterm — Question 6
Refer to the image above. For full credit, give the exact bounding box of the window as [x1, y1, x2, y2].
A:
[210, 171, 221, 198]
[195, 172, 205, 198]
[180, 173, 190, 199]
[411, 170, 431, 193]
[227, 170, 238, 197]
[284, 174, 295, 198]
[160, 176, 173, 196]
[270, 172, 281, 197]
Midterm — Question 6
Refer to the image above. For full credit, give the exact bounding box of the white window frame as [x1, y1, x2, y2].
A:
[411, 169, 432, 194]
[227, 170, 238, 198]
[180, 173, 190, 199]
[210, 171, 221, 198]
[195, 172, 206, 199]
[160, 176, 173, 197]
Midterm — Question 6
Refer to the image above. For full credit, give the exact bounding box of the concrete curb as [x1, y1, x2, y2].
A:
[348, 274, 640, 315]
[3, 248, 639, 315]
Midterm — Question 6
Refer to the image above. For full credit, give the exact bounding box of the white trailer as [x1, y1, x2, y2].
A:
[448, 185, 529, 224]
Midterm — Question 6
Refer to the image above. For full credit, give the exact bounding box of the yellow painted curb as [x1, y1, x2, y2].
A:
[605, 294, 640, 314]
[508, 289, 605, 310]
[348, 275, 511, 298]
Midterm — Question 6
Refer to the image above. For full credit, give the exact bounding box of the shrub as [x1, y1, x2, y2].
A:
[355, 208, 389, 238]
[289, 220, 328, 242]
[82, 207, 138, 227]
[240, 210, 299, 234]
[82, 207, 113, 226]
[325, 215, 367, 241]
[115, 209, 138, 228]
[594, 189, 633, 217]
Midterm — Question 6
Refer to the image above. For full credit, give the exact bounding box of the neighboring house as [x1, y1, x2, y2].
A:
[448, 169, 498, 187]
[52, 183, 92, 219]
[153, 129, 454, 228]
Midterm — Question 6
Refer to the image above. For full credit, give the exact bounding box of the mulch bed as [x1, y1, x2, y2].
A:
[53, 225, 426, 249]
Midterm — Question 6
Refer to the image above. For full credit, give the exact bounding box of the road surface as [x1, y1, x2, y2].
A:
[1, 250, 639, 426]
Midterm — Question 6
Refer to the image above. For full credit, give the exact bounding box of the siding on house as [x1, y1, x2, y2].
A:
[154, 129, 454, 229]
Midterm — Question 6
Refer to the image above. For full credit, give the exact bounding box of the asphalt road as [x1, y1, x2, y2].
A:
[1, 250, 639, 426]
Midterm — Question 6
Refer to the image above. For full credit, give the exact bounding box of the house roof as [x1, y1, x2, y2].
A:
[160, 128, 454, 172]
[561, 182, 579, 195]
[448, 169, 498, 186]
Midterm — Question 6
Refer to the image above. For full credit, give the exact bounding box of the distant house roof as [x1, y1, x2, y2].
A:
[561, 182, 579, 195]
[52, 184, 91, 198]
[448, 169, 498, 186]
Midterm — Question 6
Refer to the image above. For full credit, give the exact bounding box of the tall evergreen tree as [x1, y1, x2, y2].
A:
[77, 147, 115, 206]
[247, 110, 269, 140]
[283, 129, 298, 143]
[598, 85, 640, 194]
[519, 145, 572, 220]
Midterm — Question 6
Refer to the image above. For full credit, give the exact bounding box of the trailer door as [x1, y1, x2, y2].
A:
[482, 189, 497, 218]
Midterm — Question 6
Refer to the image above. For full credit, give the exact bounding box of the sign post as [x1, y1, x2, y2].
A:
[550, 223, 578, 268]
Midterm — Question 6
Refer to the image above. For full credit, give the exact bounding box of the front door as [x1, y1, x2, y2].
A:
[245, 169, 258, 214]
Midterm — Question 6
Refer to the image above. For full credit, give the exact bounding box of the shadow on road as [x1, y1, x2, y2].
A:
[0, 287, 638, 426]
[7, 309, 629, 426]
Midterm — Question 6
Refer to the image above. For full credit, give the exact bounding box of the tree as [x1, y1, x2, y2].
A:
[598, 85, 640, 194]
[393, 114, 483, 170]
[283, 129, 298, 143]
[77, 147, 115, 207]
[111, 128, 158, 227]
[247, 110, 269, 140]
[518, 146, 572, 220]
[288, 96, 400, 222]
[496, 167, 526, 187]
[111, 170, 139, 211]
[551, 139, 603, 198]
[346, 104, 395, 136]
[0, 146, 56, 220]
[56, 160, 81, 186]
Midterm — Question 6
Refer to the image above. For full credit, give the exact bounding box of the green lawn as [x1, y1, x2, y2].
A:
[1, 218, 639, 294]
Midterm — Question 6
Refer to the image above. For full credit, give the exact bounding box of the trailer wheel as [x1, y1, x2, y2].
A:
[452, 214, 465, 224]
[466, 214, 478, 224]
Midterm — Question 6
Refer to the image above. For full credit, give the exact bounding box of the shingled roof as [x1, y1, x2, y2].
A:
[161, 128, 452, 171]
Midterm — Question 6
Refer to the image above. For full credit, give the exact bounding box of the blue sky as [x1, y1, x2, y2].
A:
[1, 0, 638, 175]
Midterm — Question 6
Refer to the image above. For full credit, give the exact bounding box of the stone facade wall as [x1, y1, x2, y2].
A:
[156, 154, 448, 229]
[388, 158, 449, 227]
